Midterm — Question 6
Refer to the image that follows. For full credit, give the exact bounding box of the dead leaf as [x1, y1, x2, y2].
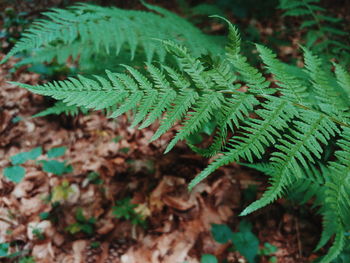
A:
[32, 241, 55, 260]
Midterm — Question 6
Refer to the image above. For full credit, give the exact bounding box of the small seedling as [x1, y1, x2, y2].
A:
[39, 212, 50, 220]
[32, 228, 45, 240]
[112, 136, 122, 143]
[119, 147, 130, 154]
[3, 147, 42, 183]
[38, 202, 61, 224]
[87, 172, 103, 185]
[90, 241, 101, 249]
[112, 197, 147, 228]
[65, 208, 96, 235]
[19, 257, 36, 263]
[211, 221, 277, 263]
[51, 179, 73, 202]
[259, 242, 278, 263]
[2, 146, 71, 183]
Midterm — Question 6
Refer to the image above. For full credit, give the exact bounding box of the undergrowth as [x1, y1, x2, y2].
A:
[2, 2, 350, 262]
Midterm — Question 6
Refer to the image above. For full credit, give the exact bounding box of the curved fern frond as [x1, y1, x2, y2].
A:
[1, 3, 224, 69]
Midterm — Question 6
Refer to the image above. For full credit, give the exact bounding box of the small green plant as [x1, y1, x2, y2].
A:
[90, 241, 101, 249]
[200, 254, 218, 263]
[87, 171, 103, 185]
[19, 257, 36, 263]
[112, 197, 147, 228]
[0, 243, 10, 258]
[31, 228, 45, 241]
[0, 242, 28, 261]
[2, 146, 72, 183]
[0, 8, 31, 52]
[40, 160, 72, 175]
[211, 221, 278, 263]
[51, 179, 74, 203]
[65, 208, 96, 235]
[38, 202, 62, 224]
[112, 135, 123, 143]
[3, 147, 42, 183]
[259, 243, 278, 263]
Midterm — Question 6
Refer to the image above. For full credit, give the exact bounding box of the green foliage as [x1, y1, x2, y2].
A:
[90, 241, 101, 249]
[200, 254, 218, 263]
[231, 221, 259, 263]
[10, 147, 42, 165]
[87, 172, 103, 185]
[259, 242, 278, 256]
[0, 8, 31, 51]
[211, 222, 277, 263]
[19, 257, 36, 263]
[65, 207, 96, 235]
[2, 145, 72, 183]
[39, 212, 50, 220]
[41, 160, 72, 175]
[5, 3, 350, 262]
[259, 243, 278, 263]
[112, 197, 147, 227]
[33, 101, 89, 118]
[31, 228, 45, 240]
[0, 243, 9, 258]
[47, 146, 67, 158]
[0, 2, 224, 72]
[0, 242, 30, 261]
[4, 166, 25, 183]
[211, 224, 234, 244]
[279, 0, 350, 62]
[51, 179, 74, 202]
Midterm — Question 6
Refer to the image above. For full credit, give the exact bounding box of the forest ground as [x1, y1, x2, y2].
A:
[1, 0, 349, 262]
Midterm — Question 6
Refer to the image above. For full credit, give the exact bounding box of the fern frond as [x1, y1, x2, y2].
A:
[256, 44, 309, 103]
[189, 97, 297, 189]
[190, 93, 259, 157]
[164, 41, 213, 90]
[151, 89, 199, 141]
[165, 92, 223, 153]
[320, 229, 346, 263]
[334, 63, 350, 101]
[279, 0, 350, 62]
[240, 167, 287, 216]
[272, 111, 339, 174]
[1, 3, 224, 69]
[12, 16, 350, 260]
[33, 101, 88, 117]
[223, 24, 273, 95]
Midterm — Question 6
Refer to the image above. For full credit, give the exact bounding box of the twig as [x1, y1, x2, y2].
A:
[0, 216, 16, 226]
[295, 217, 302, 258]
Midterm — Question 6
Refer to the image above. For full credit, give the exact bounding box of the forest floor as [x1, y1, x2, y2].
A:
[1, 0, 347, 262]
[1, 54, 323, 263]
